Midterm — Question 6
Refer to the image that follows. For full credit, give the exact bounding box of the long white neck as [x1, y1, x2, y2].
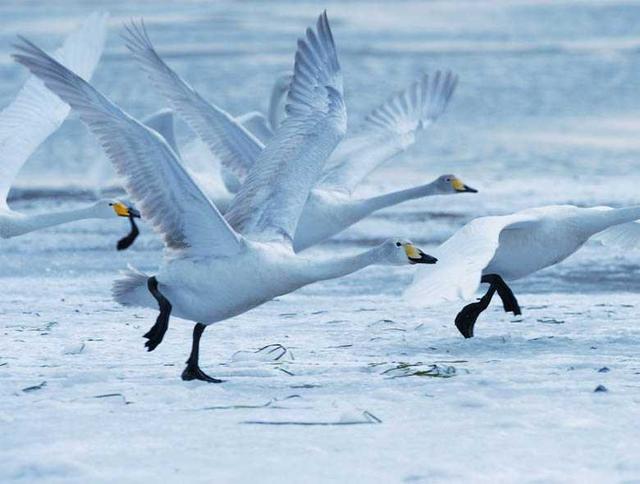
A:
[268, 74, 290, 131]
[6, 205, 104, 237]
[356, 180, 442, 216]
[299, 245, 384, 284]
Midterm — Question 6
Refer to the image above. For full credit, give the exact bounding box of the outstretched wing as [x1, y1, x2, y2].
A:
[13, 37, 242, 257]
[318, 71, 458, 194]
[594, 221, 640, 250]
[224, 12, 346, 243]
[0, 12, 107, 204]
[590, 206, 640, 251]
[405, 213, 538, 305]
[122, 21, 263, 183]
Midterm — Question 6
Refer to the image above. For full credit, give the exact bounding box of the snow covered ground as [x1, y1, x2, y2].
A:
[1, 1, 640, 482]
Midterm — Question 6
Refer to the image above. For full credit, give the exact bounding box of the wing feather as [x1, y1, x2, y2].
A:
[405, 213, 538, 305]
[122, 21, 263, 182]
[0, 12, 107, 204]
[319, 71, 458, 194]
[225, 11, 346, 242]
[13, 38, 242, 257]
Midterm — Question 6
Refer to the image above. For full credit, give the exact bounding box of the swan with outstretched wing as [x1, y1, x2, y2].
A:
[122, 26, 475, 251]
[15, 12, 438, 382]
[0, 12, 139, 249]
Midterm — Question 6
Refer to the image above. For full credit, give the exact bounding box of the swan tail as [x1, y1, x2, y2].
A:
[112, 264, 154, 308]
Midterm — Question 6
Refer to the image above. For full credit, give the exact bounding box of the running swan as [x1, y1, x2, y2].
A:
[405, 204, 640, 338]
[0, 12, 140, 247]
[15, 12, 437, 382]
[122, 24, 476, 251]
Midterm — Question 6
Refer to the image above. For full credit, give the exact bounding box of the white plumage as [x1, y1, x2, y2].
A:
[405, 204, 640, 337]
[121, 26, 473, 251]
[14, 12, 437, 382]
[0, 12, 138, 243]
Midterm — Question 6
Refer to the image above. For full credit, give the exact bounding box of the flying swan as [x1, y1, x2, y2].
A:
[0, 12, 140, 247]
[405, 204, 640, 338]
[122, 23, 476, 252]
[15, 12, 438, 382]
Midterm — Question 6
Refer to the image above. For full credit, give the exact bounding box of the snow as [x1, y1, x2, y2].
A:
[1, 0, 640, 482]
[2, 272, 640, 482]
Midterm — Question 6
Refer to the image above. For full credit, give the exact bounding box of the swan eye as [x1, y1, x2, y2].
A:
[395, 242, 402, 247]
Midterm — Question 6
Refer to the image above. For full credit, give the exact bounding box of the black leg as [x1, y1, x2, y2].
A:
[117, 214, 140, 251]
[144, 276, 171, 351]
[455, 284, 497, 338]
[181, 323, 224, 383]
[481, 274, 521, 316]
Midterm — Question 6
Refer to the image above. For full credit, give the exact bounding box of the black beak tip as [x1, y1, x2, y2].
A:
[463, 185, 478, 193]
[410, 253, 438, 265]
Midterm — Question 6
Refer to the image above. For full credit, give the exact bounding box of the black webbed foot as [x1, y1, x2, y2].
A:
[144, 276, 171, 351]
[143, 311, 169, 351]
[455, 300, 484, 338]
[482, 274, 521, 316]
[181, 364, 224, 383]
[499, 291, 521, 316]
[180, 323, 223, 383]
[454, 285, 496, 338]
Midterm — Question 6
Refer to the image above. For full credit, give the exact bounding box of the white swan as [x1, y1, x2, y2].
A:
[0, 12, 139, 247]
[15, 12, 437, 382]
[405, 204, 640, 338]
[139, 109, 237, 213]
[122, 27, 476, 251]
[231, 72, 292, 143]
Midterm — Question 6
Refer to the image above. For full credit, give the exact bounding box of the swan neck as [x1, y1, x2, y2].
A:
[303, 247, 380, 283]
[268, 81, 288, 131]
[361, 180, 440, 213]
[17, 205, 101, 234]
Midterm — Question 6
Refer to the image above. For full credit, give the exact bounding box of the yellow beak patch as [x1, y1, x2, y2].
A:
[112, 202, 130, 217]
[404, 244, 421, 259]
[451, 178, 465, 191]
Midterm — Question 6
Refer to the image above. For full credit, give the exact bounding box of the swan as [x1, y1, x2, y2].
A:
[139, 109, 237, 213]
[15, 12, 438, 382]
[122, 26, 476, 252]
[405, 204, 640, 338]
[231, 72, 292, 143]
[0, 12, 139, 247]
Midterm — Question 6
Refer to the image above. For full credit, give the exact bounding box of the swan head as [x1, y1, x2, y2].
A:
[381, 239, 437, 265]
[436, 174, 477, 194]
[92, 199, 141, 219]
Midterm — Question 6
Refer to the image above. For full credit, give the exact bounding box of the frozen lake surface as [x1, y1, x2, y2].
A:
[1, 1, 640, 482]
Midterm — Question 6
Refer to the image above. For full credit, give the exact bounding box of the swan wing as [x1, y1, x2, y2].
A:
[225, 12, 346, 243]
[405, 213, 539, 305]
[594, 221, 640, 250]
[0, 12, 107, 204]
[589, 206, 640, 251]
[318, 71, 457, 194]
[122, 21, 264, 183]
[13, 38, 242, 257]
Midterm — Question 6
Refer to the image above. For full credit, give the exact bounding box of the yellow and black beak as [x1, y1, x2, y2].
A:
[451, 178, 478, 193]
[404, 244, 438, 264]
[112, 202, 141, 218]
